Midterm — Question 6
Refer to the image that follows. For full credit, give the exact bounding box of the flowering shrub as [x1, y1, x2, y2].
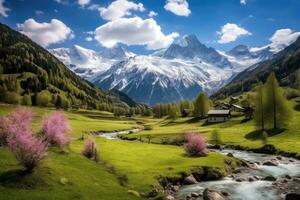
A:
[7, 129, 48, 171]
[184, 132, 208, 157]
[0, 107, 47, 171]
[0, 107, 35, 145]
[41, 111, 70, 150]
[82, 137, 99, 162]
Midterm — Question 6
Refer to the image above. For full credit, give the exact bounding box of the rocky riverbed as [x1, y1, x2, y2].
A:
[176, 150, 300, 200]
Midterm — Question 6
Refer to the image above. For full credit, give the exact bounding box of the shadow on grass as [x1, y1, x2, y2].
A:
[0, 169, 46, 189]
[245, 129, 286, 141]
[294, 104, 300, 111]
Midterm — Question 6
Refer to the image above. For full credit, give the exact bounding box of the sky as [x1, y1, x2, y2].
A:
[1, 0, 300, 54]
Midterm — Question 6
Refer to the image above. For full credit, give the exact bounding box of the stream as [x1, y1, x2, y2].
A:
[177, 149, 300, 200]
[97, 130, 300, 199]
[97, 128, 141, 139]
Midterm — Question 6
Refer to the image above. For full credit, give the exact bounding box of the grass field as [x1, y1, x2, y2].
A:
[125, 98, 300, 155]
[0, 104, 237, 200]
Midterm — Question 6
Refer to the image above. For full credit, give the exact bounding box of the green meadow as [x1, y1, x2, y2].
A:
[0, 104, 237, 200]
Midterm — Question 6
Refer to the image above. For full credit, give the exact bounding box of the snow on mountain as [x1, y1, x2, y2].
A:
[217, 44, 273, 73]
[91, 55, 233, 105]
[50, 45, 134, 79]
[161, 34, 233, 69]
[50, 34, 273, 105]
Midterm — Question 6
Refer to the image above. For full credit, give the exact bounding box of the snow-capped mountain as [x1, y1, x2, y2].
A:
[161, 34, 233, 69]
[218, 44, 273, 73]
[50, 34, 273, 105]
[91, 56, 233, 105]
[50, 45, 134, 79]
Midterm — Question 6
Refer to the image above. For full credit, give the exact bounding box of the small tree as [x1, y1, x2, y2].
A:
[184, 132, 207, 157]
[1, 107, 47, 171]
[193, 92, 210, 118]
[41, 111, 70, 150]
[168, 104, 180, 120]
[82, 137, 99, 162]
[210, 129, 222, 146]
[261, 131, 268, 145]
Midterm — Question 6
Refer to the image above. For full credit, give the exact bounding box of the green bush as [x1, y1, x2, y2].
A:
[36, 90, 52, 107]
[4, 91, 20, 104]
[21, 94, 32, 106]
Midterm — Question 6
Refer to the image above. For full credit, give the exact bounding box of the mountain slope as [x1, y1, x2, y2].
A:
[50, 45, 134, 79]
[50, 34, 271, 105]
[0, 23, 135, 109]
[92, 55, 233, 105]
[162, 34, 232, 69]
[212, 36, 300, 99]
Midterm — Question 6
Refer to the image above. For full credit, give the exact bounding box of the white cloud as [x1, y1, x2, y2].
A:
[78, 0, 90, 7]
[148, 10, 158, 18]
[85, 37, 93, 42]
[17, 19, 73, 47]
[240, 0, 246, 5]
[217, 23, 251, 44]
[268, 28, 300, 52]
[0, 0, 10, 17]
[164, 0, 191, 17]
[99, 0, 145, 21]
[94, 17, 179, 50]
[88, 4, 100, 10]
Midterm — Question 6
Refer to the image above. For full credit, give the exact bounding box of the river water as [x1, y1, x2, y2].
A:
[97, 128, 141, 139]
[178, 149, 300, 200]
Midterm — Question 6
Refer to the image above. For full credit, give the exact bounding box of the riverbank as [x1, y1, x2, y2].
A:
[175, 149, 300, 200]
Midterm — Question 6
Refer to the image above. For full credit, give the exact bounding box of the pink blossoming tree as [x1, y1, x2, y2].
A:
[82, 137, 99, 162]
[0, 107, 48, 171]
[41, 111, 70, 151]
[184, 132, 208, 157]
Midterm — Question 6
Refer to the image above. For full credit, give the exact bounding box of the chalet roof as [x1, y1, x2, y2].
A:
[232, 104, 244, 110]
[208, 110, 230, 115]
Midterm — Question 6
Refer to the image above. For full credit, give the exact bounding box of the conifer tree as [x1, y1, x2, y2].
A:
[264, 72, 292, 129]
[193, 92, 210, 117]
[254, 83, 265, 131]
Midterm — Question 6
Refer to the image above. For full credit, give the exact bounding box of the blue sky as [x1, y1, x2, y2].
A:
[1, 0, 300, 54]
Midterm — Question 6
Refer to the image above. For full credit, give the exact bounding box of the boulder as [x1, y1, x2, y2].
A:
[183, 175, 198, 185]
[248, 176, 256, 182]
[226, 153, 234, 157]
[263, 160, 279, 166]
[285, 175, 292, 179]
[166, 195, 175, 200]
[285, 193, 300, 200]
[191, 192, 199, 197]
[264, 176, 277, 181]
[203, 189, 225, 200]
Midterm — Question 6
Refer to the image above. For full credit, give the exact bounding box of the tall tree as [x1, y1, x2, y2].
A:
[254, 83, 265, 131]
[264, 72, 292, 129]
[193, 92, 210, 117]
[168, 104, 180, 120]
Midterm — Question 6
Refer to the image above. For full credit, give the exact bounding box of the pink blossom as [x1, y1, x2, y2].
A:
[0, 107, 35, 144]
[41, 111, 70, 150]
[184, 132, 207, 157]
[82, 137, 96, 159]
[1, 107, 47, 171]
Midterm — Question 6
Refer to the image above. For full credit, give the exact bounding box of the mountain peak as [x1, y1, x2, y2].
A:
[227, 45, 250, 57]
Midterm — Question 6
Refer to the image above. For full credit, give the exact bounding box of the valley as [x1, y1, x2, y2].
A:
[1, 0, 300, 199]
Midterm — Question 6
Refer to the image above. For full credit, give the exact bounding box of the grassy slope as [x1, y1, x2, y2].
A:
[126, 98, 300, 154]
[0, 105, 234, 200]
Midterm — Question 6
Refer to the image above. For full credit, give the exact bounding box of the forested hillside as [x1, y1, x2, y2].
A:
[0, 23, 134, 111]
[212, 36, 300, 99]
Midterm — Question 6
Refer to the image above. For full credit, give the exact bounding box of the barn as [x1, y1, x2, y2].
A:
[207, 110, 231, 123]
